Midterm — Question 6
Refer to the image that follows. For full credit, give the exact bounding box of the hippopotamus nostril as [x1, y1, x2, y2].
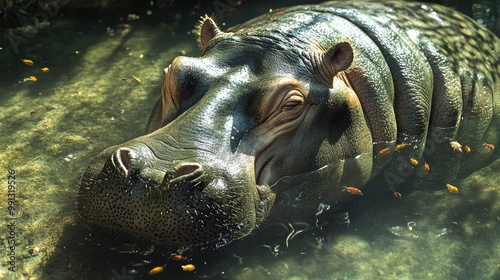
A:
[113, 148, 133, 177]
[172, 164, 201, 179]
[160, 163, 205, 192]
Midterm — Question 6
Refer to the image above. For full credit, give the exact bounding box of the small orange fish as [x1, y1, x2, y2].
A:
[395, 143, 406, 150]
[20, 76, 37, 83]
[446, 183, 459, 193]
[148, 266, 164, 275]
[132, 75, 142, 83]
[484, 143, 495, 151]
[464, 145, 471, 153]
[181, 264, 195, 272]
[410, 158, 418, 166]
[378, 147, 390, 155]
[28, 246, 40, 256]
[343, 186, 363, 195]
[424, 162, 430, 171]
[41, 67, 49, 72]
[393, 191, 402, 199]
[22, 59, 34, 66]
[172, 254, 186, 261]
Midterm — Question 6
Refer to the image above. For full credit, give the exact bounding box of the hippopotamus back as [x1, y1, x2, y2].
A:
[78, 1, 499, 253]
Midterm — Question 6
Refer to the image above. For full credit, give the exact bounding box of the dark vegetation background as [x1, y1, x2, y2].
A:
[1, 0, 499, 35]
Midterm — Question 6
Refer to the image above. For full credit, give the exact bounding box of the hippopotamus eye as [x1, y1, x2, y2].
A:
[253, 80, 307, 127]
[282, 92, 304, 111]
[278, 90, 305, 122]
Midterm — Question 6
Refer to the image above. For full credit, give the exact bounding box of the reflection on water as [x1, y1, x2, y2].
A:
[0, 1, 499, 280]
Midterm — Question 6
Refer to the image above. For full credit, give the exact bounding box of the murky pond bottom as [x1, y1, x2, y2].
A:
[0, 3, 499, 280]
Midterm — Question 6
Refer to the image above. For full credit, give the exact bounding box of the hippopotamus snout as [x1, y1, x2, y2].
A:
[78, 137, 276, 251]
[110, 146, 230, 203]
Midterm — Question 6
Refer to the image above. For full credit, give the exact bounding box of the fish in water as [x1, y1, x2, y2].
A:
[148, 266, 164, 275]
[132, 75, 142, 83]
[446, 184, 459, 193]
[181, 264, 195, 272]
[464, 145, 471, 153]
[484, 143, 495, 151]
[19, 76, 37, 83]
[172, 254, 187, 261]
[393, 191, 402, 199]
[21, 59, 34, 66]
[343, 186, 363, 195]
[378, 147, 390, 155]
[395, 143, 406, 150]
[450, 141, 462, 152]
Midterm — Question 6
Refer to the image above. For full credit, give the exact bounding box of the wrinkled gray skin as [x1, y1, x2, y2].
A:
[78, 1, 499, 252]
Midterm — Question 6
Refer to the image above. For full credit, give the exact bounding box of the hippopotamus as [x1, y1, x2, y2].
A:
[77, 1, 499, 253]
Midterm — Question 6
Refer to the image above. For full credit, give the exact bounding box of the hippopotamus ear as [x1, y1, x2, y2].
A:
[320, 42, 353, 86]
[197, 15, 222, 51]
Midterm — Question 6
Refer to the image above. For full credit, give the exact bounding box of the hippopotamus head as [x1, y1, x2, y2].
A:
[78, 15, 372, 252]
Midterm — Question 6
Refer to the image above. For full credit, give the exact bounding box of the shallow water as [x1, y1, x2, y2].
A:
[0, 1, 499, 279]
